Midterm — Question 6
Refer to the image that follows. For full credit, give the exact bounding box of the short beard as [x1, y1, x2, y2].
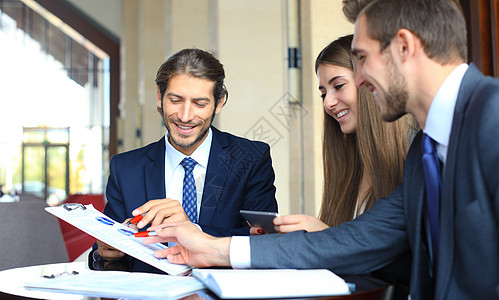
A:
[167, 125, 210, 150]
[160, 99, 217, 150]
[382, 52, 409, 122]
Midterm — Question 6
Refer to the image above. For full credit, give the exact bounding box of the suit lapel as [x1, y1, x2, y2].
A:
[435, 64, 483, 300]
[144, 138, 167, 201]
[198, 127, 230, 225]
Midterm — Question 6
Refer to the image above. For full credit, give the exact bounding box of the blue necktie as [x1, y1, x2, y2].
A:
[421, 134, 442, 265]
[180, 157, 197, 223]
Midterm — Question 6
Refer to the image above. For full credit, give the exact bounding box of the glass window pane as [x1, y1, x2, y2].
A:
[23, 128, 45, 143]
[1, 2, 23, 34]
[71, 39, 89, 86]
[46, 128, 69, 144]
[47, 146, 67, 205]
[47, 23, 66, 69]
[29, 11, 45, 51]
[1, 1, 108, 204]
[20, 146, 45, 198]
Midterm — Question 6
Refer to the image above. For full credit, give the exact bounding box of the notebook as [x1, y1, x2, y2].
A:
[192, 268, 350, 299]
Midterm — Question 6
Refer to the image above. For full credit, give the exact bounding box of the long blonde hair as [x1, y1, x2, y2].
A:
[317, 35, 414, 226]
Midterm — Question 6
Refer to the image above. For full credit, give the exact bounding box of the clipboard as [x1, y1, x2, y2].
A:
[45, 204, 191, 275]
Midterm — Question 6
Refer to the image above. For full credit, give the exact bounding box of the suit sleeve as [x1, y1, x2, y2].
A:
[443, 76, 499, 299]
[249, 184, 409, 274]
[200, 142, 278, 236]
[476, 87, 499, 223]
[472, 85, 499, 287]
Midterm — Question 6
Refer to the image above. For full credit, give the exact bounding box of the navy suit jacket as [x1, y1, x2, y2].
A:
[104, 126, 277, 235]
[250, 64, 499, 300]
[93, 127, 277, 272]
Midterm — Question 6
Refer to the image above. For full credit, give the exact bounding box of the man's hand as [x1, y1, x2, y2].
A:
[273, 214, 329, 233]
[142, 221, 231, 268]
[132, 198, 189, 229]
[96, 240, 124, 261]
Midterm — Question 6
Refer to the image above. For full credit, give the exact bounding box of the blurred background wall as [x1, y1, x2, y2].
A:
[62, 0, 353, 216]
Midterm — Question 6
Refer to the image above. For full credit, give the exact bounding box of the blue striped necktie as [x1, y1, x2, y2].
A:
[180, 157, 197, 223]
[421, 133, 442, 265]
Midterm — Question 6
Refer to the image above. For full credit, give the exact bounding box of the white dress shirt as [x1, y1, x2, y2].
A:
[422, 63, 467, 263]
[164, 129, 212, 222]
[230, 64, 469, 269]
[424, 63, 468, 164]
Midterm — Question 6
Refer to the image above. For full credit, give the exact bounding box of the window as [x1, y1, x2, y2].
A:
[0, 0, 112, 204]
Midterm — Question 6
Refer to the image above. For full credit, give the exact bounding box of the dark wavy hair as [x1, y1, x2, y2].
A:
[155, 48, 228, 107]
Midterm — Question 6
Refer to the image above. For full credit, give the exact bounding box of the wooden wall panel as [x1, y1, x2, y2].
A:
[461, 0, 499, 76]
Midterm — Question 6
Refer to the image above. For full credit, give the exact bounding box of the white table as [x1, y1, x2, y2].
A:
[0, 262, 212, 300]
[0, 262, 89, 299]
[0, 262, 392, 300]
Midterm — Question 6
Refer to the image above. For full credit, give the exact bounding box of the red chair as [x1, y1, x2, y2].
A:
[59, 194, 106, 261]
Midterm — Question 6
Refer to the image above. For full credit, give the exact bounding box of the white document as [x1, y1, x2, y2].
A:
[45, 204, 190, 275]
[24, 270, 204, 299]
[192, 268, 350, 299]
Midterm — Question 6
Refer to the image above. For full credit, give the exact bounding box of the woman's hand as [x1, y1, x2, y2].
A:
[249, 225, 264, 235]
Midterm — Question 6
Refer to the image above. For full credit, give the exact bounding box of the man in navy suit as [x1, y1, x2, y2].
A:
[141, 1, 498, 298]
[89, 48, 277, 272]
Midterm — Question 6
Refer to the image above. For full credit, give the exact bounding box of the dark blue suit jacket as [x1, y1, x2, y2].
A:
[105, 126, 277, 235]
[92, 126, 277, 272]
[250, 64, 499, 300]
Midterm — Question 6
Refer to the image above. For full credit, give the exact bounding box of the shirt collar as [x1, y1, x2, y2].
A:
[165, 128, 212, 170]
[424, 63, 468, 147]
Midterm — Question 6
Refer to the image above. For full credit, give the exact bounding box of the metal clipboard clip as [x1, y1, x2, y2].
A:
[43, 270, 79, 279]
[62, 203, 87, 211]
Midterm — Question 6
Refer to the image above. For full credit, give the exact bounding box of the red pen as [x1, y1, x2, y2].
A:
[125, 213, 145, 226]
[134, 231, 158, 237]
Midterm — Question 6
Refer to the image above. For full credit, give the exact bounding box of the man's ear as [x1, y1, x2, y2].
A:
[156, 86, 162, 110]
[393, 28, 417, 62]
[214, 95, 225, 115]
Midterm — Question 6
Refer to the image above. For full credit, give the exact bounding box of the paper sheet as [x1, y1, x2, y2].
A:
[25, 270, 204, 299]
[45, 204, 190, 275]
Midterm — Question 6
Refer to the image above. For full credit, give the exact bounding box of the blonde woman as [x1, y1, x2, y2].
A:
[253, 34, 414, 234]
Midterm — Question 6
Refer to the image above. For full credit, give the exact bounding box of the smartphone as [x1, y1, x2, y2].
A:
[240, 210, 279, 234]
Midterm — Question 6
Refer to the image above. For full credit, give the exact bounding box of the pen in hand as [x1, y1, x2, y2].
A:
[134, 231, 158, 237]
[133, 224, 176, 237]
[125, 213, 145, 226]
